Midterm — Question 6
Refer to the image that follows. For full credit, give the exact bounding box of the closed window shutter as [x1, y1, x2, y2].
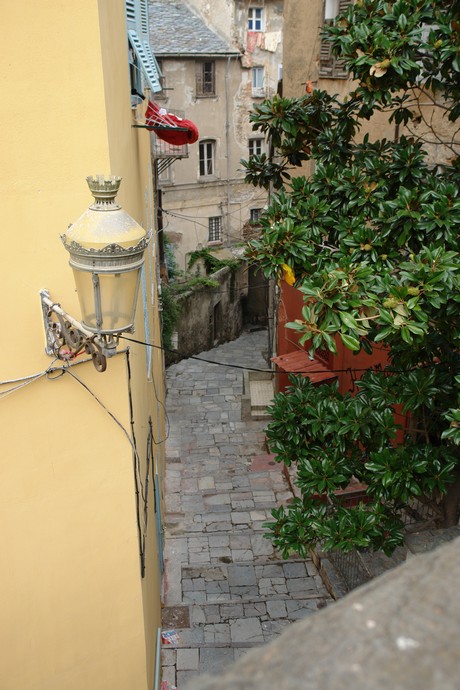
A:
[338, 0, 351, 13]
[142, 41, 162, 91]
[125, 0, 137, 32]
[196, 61, 204, 95]
[319, 39, 334, 77]
[319, 0, 350, 78]
[129, 30, 162, 92]
[139, 0, 149, 39]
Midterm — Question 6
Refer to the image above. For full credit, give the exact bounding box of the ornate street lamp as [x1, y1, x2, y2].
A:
[41, 175, 150, 371]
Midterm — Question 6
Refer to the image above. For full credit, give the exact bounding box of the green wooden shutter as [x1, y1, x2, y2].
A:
[139, 0, 149, 39]
[125, 0, 137, 32]
[128, 29, 162, 93]
[142, 40, 162, 93]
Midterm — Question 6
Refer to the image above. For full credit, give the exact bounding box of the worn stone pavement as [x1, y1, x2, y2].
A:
[162, 329, 332, 688]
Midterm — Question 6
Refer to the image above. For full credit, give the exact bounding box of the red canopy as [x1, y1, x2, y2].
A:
[145, 101, 199, 146]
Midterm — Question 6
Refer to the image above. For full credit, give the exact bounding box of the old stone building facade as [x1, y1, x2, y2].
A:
[149, 0, 283, 271]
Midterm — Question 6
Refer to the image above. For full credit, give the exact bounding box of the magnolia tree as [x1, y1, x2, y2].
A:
[242, 0, 460, 556]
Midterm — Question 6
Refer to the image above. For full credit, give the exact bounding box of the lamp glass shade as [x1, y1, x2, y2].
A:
[61, 176, 150, 334]
[73, 267, 142, 333]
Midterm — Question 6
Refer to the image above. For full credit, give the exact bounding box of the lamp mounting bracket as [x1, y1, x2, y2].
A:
[40, 289, 120, 372]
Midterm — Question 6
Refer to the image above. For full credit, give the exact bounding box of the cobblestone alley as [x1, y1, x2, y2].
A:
[161, 329, 332, 687]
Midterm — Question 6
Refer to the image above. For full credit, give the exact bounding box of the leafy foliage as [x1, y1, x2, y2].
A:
[188, 248, 240, 274]
[244, 0, 460, 556]
[173, 276, 219, 294]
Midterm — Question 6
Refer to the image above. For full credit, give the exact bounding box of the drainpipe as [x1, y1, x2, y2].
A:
[154, 627, 161, 690]
[225, 56, 231, 247]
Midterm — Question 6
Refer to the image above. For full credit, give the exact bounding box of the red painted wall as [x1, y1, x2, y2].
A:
[276, 280, 408, 441]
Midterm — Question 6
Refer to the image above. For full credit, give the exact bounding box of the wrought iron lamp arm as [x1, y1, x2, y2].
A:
[40, 289, 119, 372]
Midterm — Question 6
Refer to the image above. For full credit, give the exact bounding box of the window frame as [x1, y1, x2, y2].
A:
[157, 160, 173, 184]
[251, 66, 265, 96]
[208, 217, 223, 243]
[199, 140, 216, 177]
[248, 138, 264, 158]
[196, 60, 216, 97]
[128, 44, 144, 102]
[250, 208, 263, 223]
[248, 7, 264, 32]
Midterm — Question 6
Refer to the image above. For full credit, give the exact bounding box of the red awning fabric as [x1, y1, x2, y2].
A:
[271, 350, 337, 384]
[145, 101, 199, 146]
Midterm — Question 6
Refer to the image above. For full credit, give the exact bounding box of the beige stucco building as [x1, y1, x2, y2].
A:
[283, 0, 453, 165]
[149, 0, 283, 271]
[1, 2, 166, 688]
[282, 0, 397, 177]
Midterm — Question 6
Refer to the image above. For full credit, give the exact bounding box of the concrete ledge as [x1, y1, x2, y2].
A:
[241, 371, 274, 421]
[185, 535, 460, 690]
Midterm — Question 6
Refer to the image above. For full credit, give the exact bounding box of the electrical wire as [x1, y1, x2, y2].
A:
[151, 367, 170, 445]
[120, 333, 440, 376]
[2, 349, 167, 579]
[1, 371, 49, 386]
[61, 362, 164, 578]
[0, 357, 82, 398]
[160, 187, 268, 224]
[1, 334, 450, 406]
[126, 350, 146, 501]
[63, 368, 140, 455]
[1, 351, 170, 448]
[125, 349, 150, 577]
[0, 375, 45, 399]
[161, 207, 265, 244]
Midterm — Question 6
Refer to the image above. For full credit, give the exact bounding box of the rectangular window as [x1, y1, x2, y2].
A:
[249, 139, 264, 157]
[199, 140, 215, 177]
[252, 66, 264, 96]
[248, 7, 263, 31]
[208, 217, 222, 242]
[128, 44, 143, 104]
[196, 61, 216, 97]
[319, 0, 350, 78]
[157, 161, 173, 184]
[250, 208, 262, 223]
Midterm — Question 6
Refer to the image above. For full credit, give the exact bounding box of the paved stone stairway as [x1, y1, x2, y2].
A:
[162, 330, 332, 687]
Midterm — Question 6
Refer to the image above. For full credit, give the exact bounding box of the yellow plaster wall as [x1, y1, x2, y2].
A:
[0, 2, 164, 688]
[98, 5, 166, 679]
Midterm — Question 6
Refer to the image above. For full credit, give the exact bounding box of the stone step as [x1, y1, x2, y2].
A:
[179, 560, 328, 605]
[164, 600, 327, 644]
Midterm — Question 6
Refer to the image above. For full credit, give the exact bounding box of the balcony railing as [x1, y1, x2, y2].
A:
[150, 132, 189, 160]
